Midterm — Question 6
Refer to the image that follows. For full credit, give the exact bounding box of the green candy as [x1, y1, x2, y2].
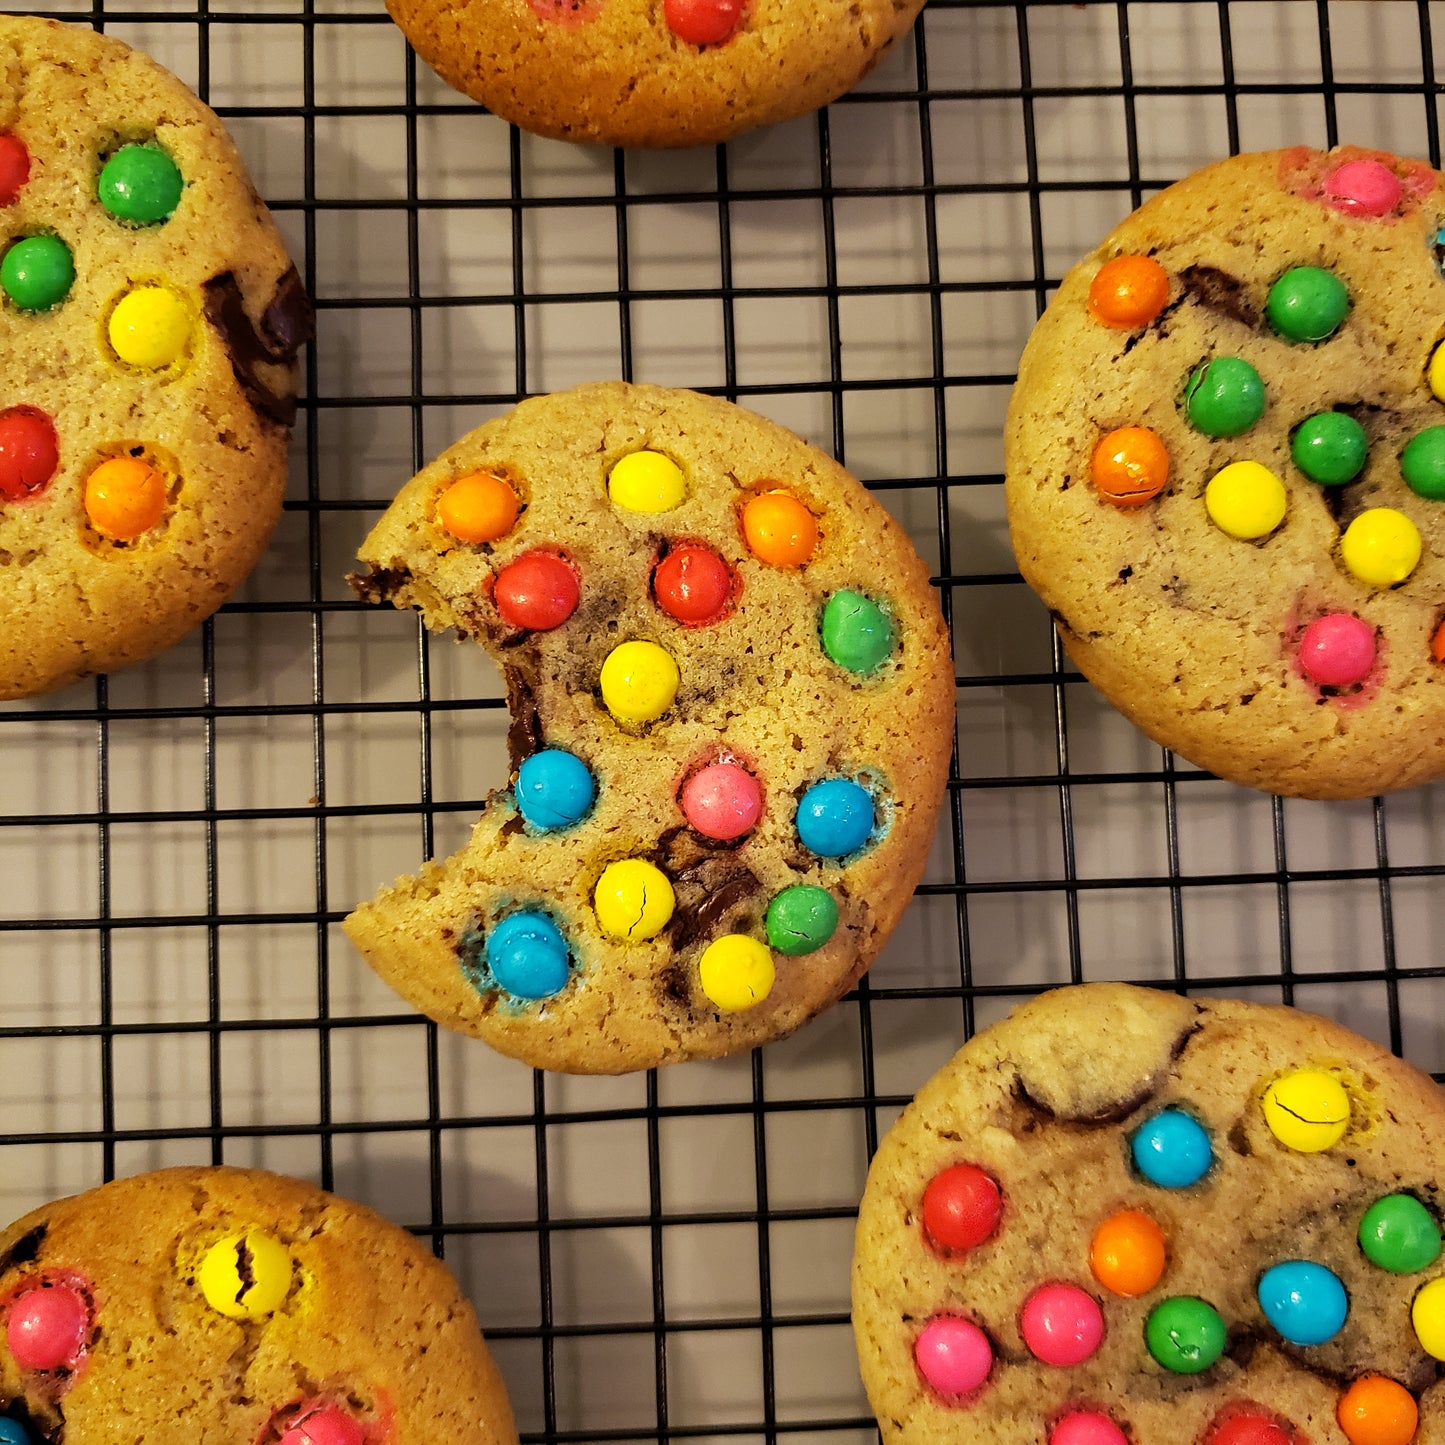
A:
[1, 235, 74, 311]
[1183, 356, 1266, 438]
[1291, 411, 1367, 486]
[1359, 1193, 1442, 1273]
[821, 589, 894, 673]
[765, 886, 839, 956]
[1266, 266, 1350, 343]
[97, 143, 183, 225]
[1401, 426, 1445, 501]
[1144, 1296, 1226, 1375]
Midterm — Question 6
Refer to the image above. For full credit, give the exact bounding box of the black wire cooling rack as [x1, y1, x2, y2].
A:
[5, 2, 1445, 1442]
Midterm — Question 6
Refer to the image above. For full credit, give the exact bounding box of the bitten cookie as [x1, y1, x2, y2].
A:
[1004, 147, 1445, 799]
[853, 983, 1445, 1445]
[0, 16, 313, 699]
[345, 382, 955, 1074]
[386, 0, 927, 148]
[0, 1166, 518, 1445]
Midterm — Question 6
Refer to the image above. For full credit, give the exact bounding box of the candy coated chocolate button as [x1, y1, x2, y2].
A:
[1205, 461, 1287, 540]
[277, 1406, 366, 1445]
[1019, 1283, 1104, 1366]
[5, 1283, 89, 1371]
[1208, 1413, 1294, 1445]
[485, 911, 570, 998]
[913, 1315, 992, 1399]
[1262, 1069, 1350, 1150]
[652, 542, 733, 625]
[608, 450, 687, 512]
[1089, 1209, 1166, 1297]
[600, 640, 679, 724]
[1400, 427, 1445, 501]
[920, 1163, 1002, 1255]
[1266, 266, 1350, 342]
[494, 550, 579, 630]
[1429, 342, 1445, 404]
[1298, 615, 1376, 689]
[1359, 1194, 1442, 1274]
[516, 749, 595, 830]
[0, 1419, 36, 1445]
[108, 285, 192, 369]
[742, 491, 818, 567]
[1292, 411, 1367, 486]
[1433, 619, 1445, 664]
[680, 760, 762, 840]
[663, 0, 745, 45]
[821, 590, 894, 672]
[1090, 425, 1169, 506]
[764, 885, 838, 956]
[795, 778, 874, 858]
[85, 456, 167, 540]
[97, 144, 183, 225]
[1050, 1412, 1128, 1445]
[1144, 1296, 1225, 1374]
[1185, 357, 1266, 437]
[1414, 1278, 1445, 1358]
[0, 133, 31, 207]
[1131, 1108, 1212, 1187]
[594, 859, 675, 940]
[698, 933, 774, 1012]
[1258, 1260, 1348, 1346]
[1087, 254, 1169, 329]
[198, 1231, 292, 1319]
[0, 406, 58, 501]
[1322, 159, 1403, 217]
[1341, 508, 1421, 587]
[1337, 1376, 1420, 1445]
[437, 471, 519, 544]
[2, 236, 74, 312]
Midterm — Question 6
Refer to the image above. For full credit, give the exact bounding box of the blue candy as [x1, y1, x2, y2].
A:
[1258, 1260, 1348, 1346]
[485, 910, 571, 1000]
[516, 748, 595, 830]
[1130, 1108, 1213, 1188]
[795, 778, 876, 858]
[0, 1421, 36, 1445]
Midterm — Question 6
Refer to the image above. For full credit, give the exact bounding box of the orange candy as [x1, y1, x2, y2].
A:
[436, 470, 519, 544]
[1088, 254, 1170, 329]
[1431, 618, 1445, 664]
[1089, 1209, 1167, 1297]
[1090, 425, 1170, 506]
[84, 456, 167, 539]
[741, 490, 818, 567]
[1337, 1376, 1419, 1445]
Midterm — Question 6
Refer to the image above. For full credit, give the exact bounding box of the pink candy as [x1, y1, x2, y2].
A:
[1321, 159, 1402, 217]
[1298, 613, 1376, 687]
[277, 1406, 366, 1445]
[913, 1315, 992, 1399]
[680, 760, 762, 841]
[1050, 1411, 1130, 1445]
[5, 1282, 89, 1372]
[1019, 1283, 1104, 1367]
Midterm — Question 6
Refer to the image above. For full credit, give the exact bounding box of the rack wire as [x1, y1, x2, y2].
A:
[4, 2, 1445, 1442]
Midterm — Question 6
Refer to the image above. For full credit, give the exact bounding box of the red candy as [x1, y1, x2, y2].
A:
[5, 1282, 89, 1372]
[1207, 1411, 1295, 1445]
[680, 760, 762, 840]
[0, 133, 30, 207]
[1321, 159, 1402, 217]
[921, 1163, 1002, 1255]
[1019, 1283, 1104, 1367]
[1050, 1411, 1129, 1445]
[493, 550, 579, 631]
[277, 1405, 366, 1445]
[1298, 613, 1376, 688]
[653, 542, 734, 625]
[0, 405, 59, 501]
[664, 0, 745, 44]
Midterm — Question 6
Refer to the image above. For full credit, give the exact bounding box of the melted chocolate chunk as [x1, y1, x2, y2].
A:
[202, 266, 315, 427]
[0, 1223, 46, 1276]
[347, 564, 413, 605]
[1179, 263, 1258, 327]
[658, 828, 763, 951]
[503, 663, 544, 767]
[1012, 1072, 1160, 1127]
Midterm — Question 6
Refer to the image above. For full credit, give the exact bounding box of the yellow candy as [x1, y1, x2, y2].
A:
[197, 1231, 292, 1319]
[594, 858, 675, 940]
[599, 640, 679, 724]
[108, 285, 191, 369]
[1341, 507, 1422, 588]
[608, 451, 686, 513]
[698, 934, 775, 1012]
[1430, 341, 1445, 403]
[1413, 1277, 1445, 1359]
[1204, 460, 1288, 539]
[1261, 1069, 1350, 1152]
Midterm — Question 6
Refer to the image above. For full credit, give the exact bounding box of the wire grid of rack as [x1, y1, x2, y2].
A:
[4, 1, 1445, 1442]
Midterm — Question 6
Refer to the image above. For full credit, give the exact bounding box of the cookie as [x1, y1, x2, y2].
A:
[344, 381, 955, 1073]
[0, 1166, 518, 1445]
[853, 983, 1445, 1445]
[0, 16, 313, 700]
[386, 0, 926, 148]
[1004, 147, 1445, 799]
